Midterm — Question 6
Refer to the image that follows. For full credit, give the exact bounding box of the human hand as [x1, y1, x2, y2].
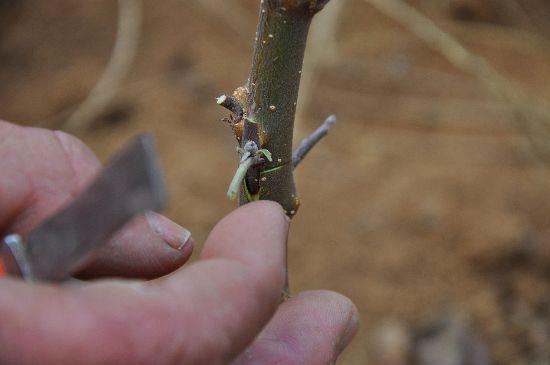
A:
[0, 121, 358, 364]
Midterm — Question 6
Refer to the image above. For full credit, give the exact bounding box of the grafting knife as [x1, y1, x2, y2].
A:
[0, 133, 167, 282]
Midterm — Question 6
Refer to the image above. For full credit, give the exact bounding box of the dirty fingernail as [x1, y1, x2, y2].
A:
[146, 212, 193, 251]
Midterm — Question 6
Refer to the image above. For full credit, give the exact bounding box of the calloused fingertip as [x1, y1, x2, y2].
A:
[337, 298, 360, 355]
[241, 200, 287, 219]
[239, 201, 290, 234]
[292, 290, 359, 356]
[230, 290, 359, 365]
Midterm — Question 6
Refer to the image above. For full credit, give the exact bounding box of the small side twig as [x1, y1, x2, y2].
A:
[293, 115, 336, 169]
[216, 94, 244, 121]
[64, 0, 142, 131]
[227, 155, 256, 200]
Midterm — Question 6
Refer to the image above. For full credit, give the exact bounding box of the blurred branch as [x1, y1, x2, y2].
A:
[64, 0, 142, 131]
[361, 0, 550, 163]
[448, 20, 550, 53]
[192, 0, 251, 39]
[295, 0, 346, 138]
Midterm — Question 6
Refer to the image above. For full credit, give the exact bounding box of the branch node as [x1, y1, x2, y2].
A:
[292, 114, 336, 168]
[228, 141, 267, 200]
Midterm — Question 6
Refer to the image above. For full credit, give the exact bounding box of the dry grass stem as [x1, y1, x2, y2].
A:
[64, 0, 142, 131]
[295, 0, 346, 138]
[193, 0, 251, 39]
[362, 0, 550, 163]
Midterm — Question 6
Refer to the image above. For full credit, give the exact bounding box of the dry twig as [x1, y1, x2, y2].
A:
[192, 0, 251, 39]
[361, 0, 550, 162]
[64, 0, 142, 131]
[293, 115, 336, 168]
[295, 0, 346, 137]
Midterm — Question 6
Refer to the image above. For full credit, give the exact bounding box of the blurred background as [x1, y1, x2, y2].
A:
[2, 0, 550, 363]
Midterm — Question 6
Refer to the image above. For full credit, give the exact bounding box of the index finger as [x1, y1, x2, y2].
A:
[0, 201, 288, 365]
[0, 121, 192, 279]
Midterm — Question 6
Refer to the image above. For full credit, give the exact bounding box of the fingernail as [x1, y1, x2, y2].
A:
[336, 307, 360, 355]
[146, 212, 193, 251]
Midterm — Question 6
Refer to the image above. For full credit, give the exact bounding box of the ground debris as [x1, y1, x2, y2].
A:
[370, 320, 412, 365]
[412, 311, 492, 365]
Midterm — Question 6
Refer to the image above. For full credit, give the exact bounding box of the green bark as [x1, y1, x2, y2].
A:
[238, 0, 332, 217]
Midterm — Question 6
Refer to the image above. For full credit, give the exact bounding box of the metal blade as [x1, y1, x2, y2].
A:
[23, 133, 167, 281]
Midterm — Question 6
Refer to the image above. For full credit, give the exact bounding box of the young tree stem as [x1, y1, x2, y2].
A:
[239, 0, 332, 217]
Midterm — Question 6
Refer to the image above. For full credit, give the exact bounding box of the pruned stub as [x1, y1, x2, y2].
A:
[219, 86, 269, 148]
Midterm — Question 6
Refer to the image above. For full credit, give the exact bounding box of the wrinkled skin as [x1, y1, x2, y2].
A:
[0, 120, 358, 365]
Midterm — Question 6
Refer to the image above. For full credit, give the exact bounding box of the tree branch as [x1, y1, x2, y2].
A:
[362, 0, 550, 163]
[294, 0, 346, 137]
[64, 0, 142, 131]
[234, 0, 333, 217]
[293, 114, 336, 169]
[217, 0, 335, 298]
[192, 0, 251, 40]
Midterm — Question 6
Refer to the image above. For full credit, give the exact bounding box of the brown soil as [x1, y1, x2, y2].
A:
[1, 0, 550, 363]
